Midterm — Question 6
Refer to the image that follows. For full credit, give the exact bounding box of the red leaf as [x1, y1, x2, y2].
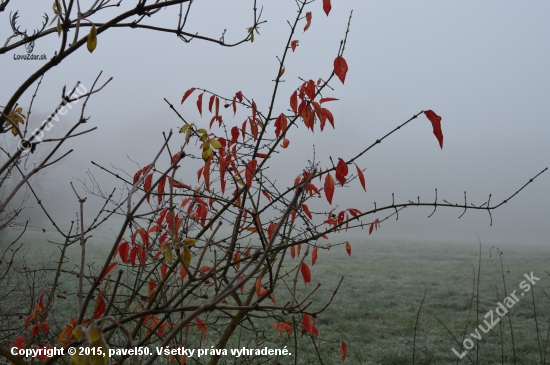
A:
[312, 247, 318, 266]
[157, 175, 167, 205]
[215, 96, 220, 116]
[137, 246, 146, 266]
[290, 90, 298, 114]
[180, 263, 187, 280]
[231, 126, 239, 143]
[233, 252, 241, 271]
[337, 211, 345, 225]
[322, 108, 334, 128]
[118, 240, 130, 263]
[130, 246, 137, 265]
[291, 40, 299, 52]
[302, 314, 312, 333]
[319, 97, 339, 104]
[181, 87, 196, 104]
[369, 222, 374, 235]
[249, 117, 259, 141]
[208, 94, 215, 113]
[93, 290, 105, 318]
[11, 336, 25, 350]
[341, 340, 347, 361]
[274, 113, 288, 138]
[41, 322, 51, 335]
[276, 67, 285, 81]
[32, 323, 40, 336]
[335, 158, 348, 185]
[39, 289, 47, 311]
[334, 56, 348, 84]
[262, 190, 272, 201]
[144, 173, 153, 203]
[267, 222, 277, 241]
[232, 96, 237, 116]
[424, 110, 443, 149]
[324, 173, 335, 204]
[236, 91, 243, 102]
[245, 159, 257, 189]
[301, 262, 311, 285]
[304, 12, 312, 32]
[305, 80, 316, 100]
[255, 275, 263, 297]
[148, 279, 156, 301]
[281, 138, 290, 148]
[323, 0, 332, 15]
[101, 262, 118, 282]
[133, 168, 144, 185]
[302, 204, 313, 220]
[311, 101, 326, 131]
[354, 163, 366, 192]
[196, 317, 207, 340]
[302, 104, 314, 131]
[345, 241, 351, 256]
[138, 228, 149, 249]
[291, 209, 297, 226]
[197, 93, 203, 115]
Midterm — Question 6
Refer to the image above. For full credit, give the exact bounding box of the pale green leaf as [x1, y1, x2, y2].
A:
[87, 25, 97, 53]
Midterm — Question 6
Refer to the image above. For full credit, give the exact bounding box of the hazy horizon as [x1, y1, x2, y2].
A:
[1, 1, 549, 246]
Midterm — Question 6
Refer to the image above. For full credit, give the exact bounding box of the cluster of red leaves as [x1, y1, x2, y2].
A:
[290, 80, 336, 133]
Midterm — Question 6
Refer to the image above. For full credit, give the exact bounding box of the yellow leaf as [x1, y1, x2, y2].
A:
[210, 138, 222, 149]
[197, 128, 207, 134]
[183, 238, 197, 246]
[202, 140, 210, 151]
[185, 129, 192, 142]
[71, 351, 88, 365]
[183, 247, 192, 266]
[88, 327, 102, 343]
[202, 148, 212, 161]
[165, 247, 173, 264]
[180, 124, 189, 133]
[89, 339, 109, 365]
[87, 25, 97, 53]
[73, 325, 84, 340]
[200, 133, 208, 142]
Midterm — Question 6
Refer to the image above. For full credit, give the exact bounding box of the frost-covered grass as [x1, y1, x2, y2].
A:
[2, 229, 549, 364]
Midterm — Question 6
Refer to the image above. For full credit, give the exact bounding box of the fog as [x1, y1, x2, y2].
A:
[1, 1, 549, 246]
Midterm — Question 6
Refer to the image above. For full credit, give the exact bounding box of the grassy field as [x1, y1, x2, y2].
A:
[2, 230, 549, 364]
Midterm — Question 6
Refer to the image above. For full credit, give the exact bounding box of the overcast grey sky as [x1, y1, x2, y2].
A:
[1, 0, 549, 245]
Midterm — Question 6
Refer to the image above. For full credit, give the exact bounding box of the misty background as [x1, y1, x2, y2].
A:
[1, 0, 549, 246]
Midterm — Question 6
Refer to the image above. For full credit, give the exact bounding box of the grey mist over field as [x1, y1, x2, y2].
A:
[1, 1, 549, 246]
